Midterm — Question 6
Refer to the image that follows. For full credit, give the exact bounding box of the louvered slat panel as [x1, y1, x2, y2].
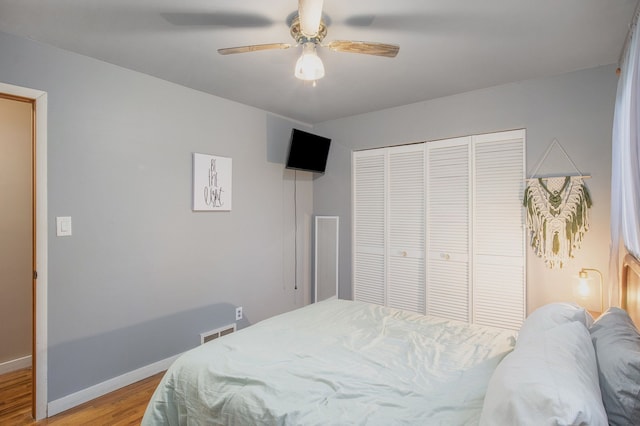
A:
[427, 260, 469, 322]
[474, 263, 525, 330]
[473, 138, 525, 257]
[426, 139, 470, 320]
[354, 154, 385, 248]
[388, 148, 425, 252]
[472, 132, 525, 330]
[388, 257, 425, 314]
[427, 142, 470, 254]
[353, 252, 385, 306]
[353, 151, 386, 305]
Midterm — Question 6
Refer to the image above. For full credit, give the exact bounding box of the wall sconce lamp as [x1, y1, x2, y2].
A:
[575, 268, 604, 313]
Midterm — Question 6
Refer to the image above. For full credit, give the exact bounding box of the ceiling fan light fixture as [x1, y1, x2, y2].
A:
[295, 42, 325, 81]
[218, 0, 399, 82]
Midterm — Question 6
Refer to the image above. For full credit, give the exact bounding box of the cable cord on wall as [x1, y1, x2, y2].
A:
[294, 170, 298, 290]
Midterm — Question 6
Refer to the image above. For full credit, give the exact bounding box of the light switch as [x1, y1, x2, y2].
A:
[56, 216, 72, 237]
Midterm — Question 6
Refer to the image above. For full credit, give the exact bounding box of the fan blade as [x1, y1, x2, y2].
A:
[298, 0, 324, 37]
[326, 41, 399, 58]
[217, 43, 291, 55]
[161, 12, 273, 28]
[343, 15, 377, 27]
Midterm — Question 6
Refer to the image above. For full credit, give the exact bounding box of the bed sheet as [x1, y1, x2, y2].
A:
[142, 299, 516, 425]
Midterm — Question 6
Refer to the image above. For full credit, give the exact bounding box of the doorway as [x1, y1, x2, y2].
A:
[0, 82, 48, 420]
[0, 94, 33, 415]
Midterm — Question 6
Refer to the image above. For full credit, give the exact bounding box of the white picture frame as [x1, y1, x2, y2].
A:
[192, 153, 232, 211]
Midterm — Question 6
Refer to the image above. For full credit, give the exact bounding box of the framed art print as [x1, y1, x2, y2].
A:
[193, 153, 232, 211]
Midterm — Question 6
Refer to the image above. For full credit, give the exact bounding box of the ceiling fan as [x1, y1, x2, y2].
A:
[217, 0, 400, 82]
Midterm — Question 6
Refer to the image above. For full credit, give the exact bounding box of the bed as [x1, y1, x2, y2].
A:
[142, 300, 516, 425]
[143, 254, 640, 425]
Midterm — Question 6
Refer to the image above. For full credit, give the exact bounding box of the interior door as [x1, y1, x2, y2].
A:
[472, 130, 526, 330]
[352, 150, 386, 305]
[426, 137, 471, 321]
[386, 144, 426, 314]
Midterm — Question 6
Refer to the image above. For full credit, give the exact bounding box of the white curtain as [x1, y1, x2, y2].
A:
[610, 12, 640, 307]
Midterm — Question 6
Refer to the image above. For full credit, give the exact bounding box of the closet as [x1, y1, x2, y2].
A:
[352, 129, 526, 330]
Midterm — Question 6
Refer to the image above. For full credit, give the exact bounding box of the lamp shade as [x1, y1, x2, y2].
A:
[295, 43, 325, 81]
[574, 272, 594, 298]
[573, 268, 603, 313]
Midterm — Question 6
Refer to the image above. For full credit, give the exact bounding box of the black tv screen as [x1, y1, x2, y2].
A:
[285, 128, 331, 173]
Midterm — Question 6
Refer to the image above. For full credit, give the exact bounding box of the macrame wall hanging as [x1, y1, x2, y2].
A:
[523, 139, 592, 269]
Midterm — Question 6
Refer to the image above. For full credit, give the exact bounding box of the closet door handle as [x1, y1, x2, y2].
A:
[401, 251, 408, 257]
[440, 253, 450, 260]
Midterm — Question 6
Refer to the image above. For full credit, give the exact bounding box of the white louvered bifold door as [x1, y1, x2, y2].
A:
[352, 150, 386, 306]
[387, 144, 426, 314]
[426, 137, 471, 321]
[472, 130, 526, 330]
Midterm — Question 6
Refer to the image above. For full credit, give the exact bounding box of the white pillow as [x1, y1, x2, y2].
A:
[517, 302, 594, 346]
[589, 307, 640, 425]
[480, 321, 607, 426]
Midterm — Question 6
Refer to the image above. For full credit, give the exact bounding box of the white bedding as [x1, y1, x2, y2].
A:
[142, 299, 517, 425]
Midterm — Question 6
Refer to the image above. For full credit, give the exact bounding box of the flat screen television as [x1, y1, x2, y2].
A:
[285, 128, 331, 173]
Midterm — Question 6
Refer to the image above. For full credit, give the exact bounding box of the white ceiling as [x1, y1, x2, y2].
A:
[0, 0, 636, 124]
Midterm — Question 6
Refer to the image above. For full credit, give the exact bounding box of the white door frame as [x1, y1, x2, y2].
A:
[0, 81, 48, 420]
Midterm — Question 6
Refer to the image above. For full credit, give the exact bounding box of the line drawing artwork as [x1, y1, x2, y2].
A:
[205, 158, 222, 207]
[193, 153, 232, 211]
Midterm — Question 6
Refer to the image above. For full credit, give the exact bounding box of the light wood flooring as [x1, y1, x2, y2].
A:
[0, 368, 164, 425]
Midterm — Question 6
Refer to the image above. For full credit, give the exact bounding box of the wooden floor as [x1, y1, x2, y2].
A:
[0, 368, 164, 425]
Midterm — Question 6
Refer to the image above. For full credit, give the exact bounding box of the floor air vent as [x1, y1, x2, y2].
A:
[200, 323, 236, 344]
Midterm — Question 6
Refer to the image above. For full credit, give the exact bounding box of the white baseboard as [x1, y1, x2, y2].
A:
[47, 353, 181, 417]
[0, 355, 32, 375]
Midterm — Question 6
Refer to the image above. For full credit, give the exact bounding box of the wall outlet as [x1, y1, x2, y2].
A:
[235, 306, 243, 321]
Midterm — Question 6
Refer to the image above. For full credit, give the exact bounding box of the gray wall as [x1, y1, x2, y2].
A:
[0, 31, 314, 400]
[314, 65, 616, 314]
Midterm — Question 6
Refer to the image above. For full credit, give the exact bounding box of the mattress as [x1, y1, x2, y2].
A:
[142, 299, 517, 425]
